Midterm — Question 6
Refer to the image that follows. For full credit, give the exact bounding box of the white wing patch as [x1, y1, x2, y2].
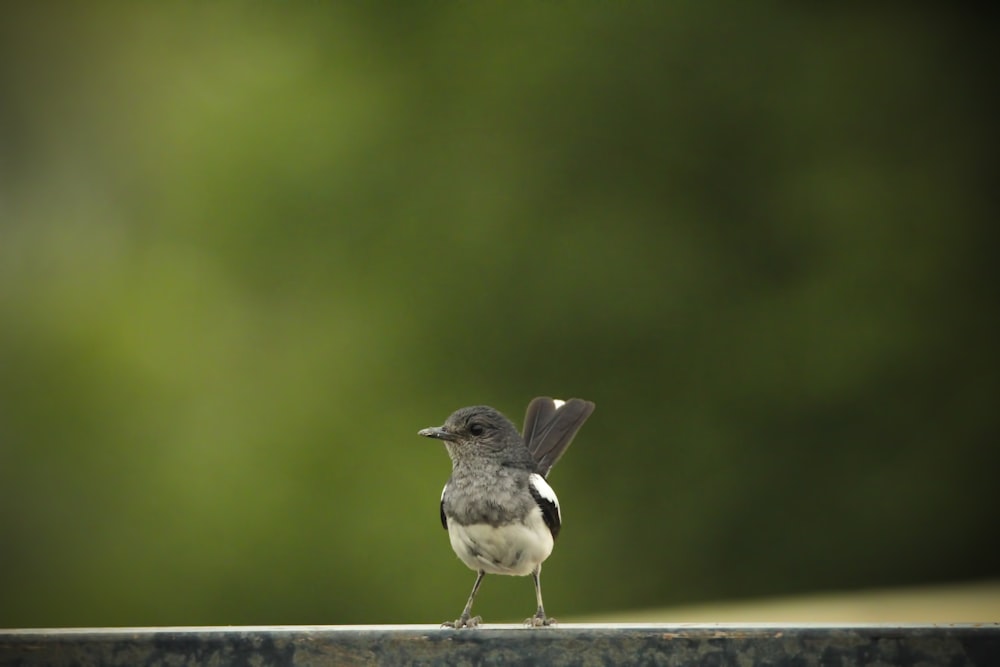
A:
[529, 473, 561, 521]
[552, 399, 566, 409]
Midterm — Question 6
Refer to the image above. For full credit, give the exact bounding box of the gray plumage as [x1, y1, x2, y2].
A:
[419, 396, 595, 628]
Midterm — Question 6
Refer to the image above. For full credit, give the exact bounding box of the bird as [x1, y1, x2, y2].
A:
[418, 396, 596, 628]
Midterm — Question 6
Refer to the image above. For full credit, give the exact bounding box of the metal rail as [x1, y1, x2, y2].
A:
[2, 623, 998, 666]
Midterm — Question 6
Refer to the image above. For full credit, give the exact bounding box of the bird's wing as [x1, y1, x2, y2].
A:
[528, 473, 561, 539]
[440, 483, 448, 530]
[522, 397, 596, 477]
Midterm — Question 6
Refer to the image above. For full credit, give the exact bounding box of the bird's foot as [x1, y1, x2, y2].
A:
[524, 613, 557, 627]
[441, 613, 482, 629]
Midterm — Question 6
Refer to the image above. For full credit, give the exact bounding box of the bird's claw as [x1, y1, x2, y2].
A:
[524, 614, 557, 627]
[442, 614, 482, 629]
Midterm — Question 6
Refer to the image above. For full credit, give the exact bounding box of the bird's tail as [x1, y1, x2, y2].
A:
[522, 397, 596, 477]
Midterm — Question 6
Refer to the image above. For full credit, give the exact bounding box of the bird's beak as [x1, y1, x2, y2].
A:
[418, 426, 457, 441]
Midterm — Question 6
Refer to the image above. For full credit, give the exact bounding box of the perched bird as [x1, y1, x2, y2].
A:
[418, 396, 596, 628]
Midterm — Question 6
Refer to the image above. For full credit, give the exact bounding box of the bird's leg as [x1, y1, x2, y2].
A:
[442, 570, 485, 629]
[525, 565, 556, 627]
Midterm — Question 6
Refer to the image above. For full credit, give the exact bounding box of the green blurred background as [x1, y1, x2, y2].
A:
[1, 4, 996, 627]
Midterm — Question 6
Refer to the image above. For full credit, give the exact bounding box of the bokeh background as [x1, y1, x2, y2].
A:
[1, 4, 996, 627]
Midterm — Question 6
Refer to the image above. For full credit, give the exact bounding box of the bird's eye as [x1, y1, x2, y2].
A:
[469, 423, 485, 436]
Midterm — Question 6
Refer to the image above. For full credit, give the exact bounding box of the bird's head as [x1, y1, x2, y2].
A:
[419, 405, 526, 466]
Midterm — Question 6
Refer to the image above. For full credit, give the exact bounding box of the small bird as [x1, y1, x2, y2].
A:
[418, 396, 595, 628]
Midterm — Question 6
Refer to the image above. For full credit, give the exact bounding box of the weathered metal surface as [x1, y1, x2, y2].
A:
[1, 623, 997, 666]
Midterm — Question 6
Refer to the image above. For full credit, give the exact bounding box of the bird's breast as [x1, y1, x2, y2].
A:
[442, 467, 534, 527]
[446, 509, 554, 576]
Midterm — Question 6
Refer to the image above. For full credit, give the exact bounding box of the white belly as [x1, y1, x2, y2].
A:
[447, 507, 554, 576]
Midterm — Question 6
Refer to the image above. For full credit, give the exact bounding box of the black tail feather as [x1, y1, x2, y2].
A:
[522, 397, 595, 477]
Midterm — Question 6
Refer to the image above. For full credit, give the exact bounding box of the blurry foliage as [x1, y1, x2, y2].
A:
[0, 4, 996, 626]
